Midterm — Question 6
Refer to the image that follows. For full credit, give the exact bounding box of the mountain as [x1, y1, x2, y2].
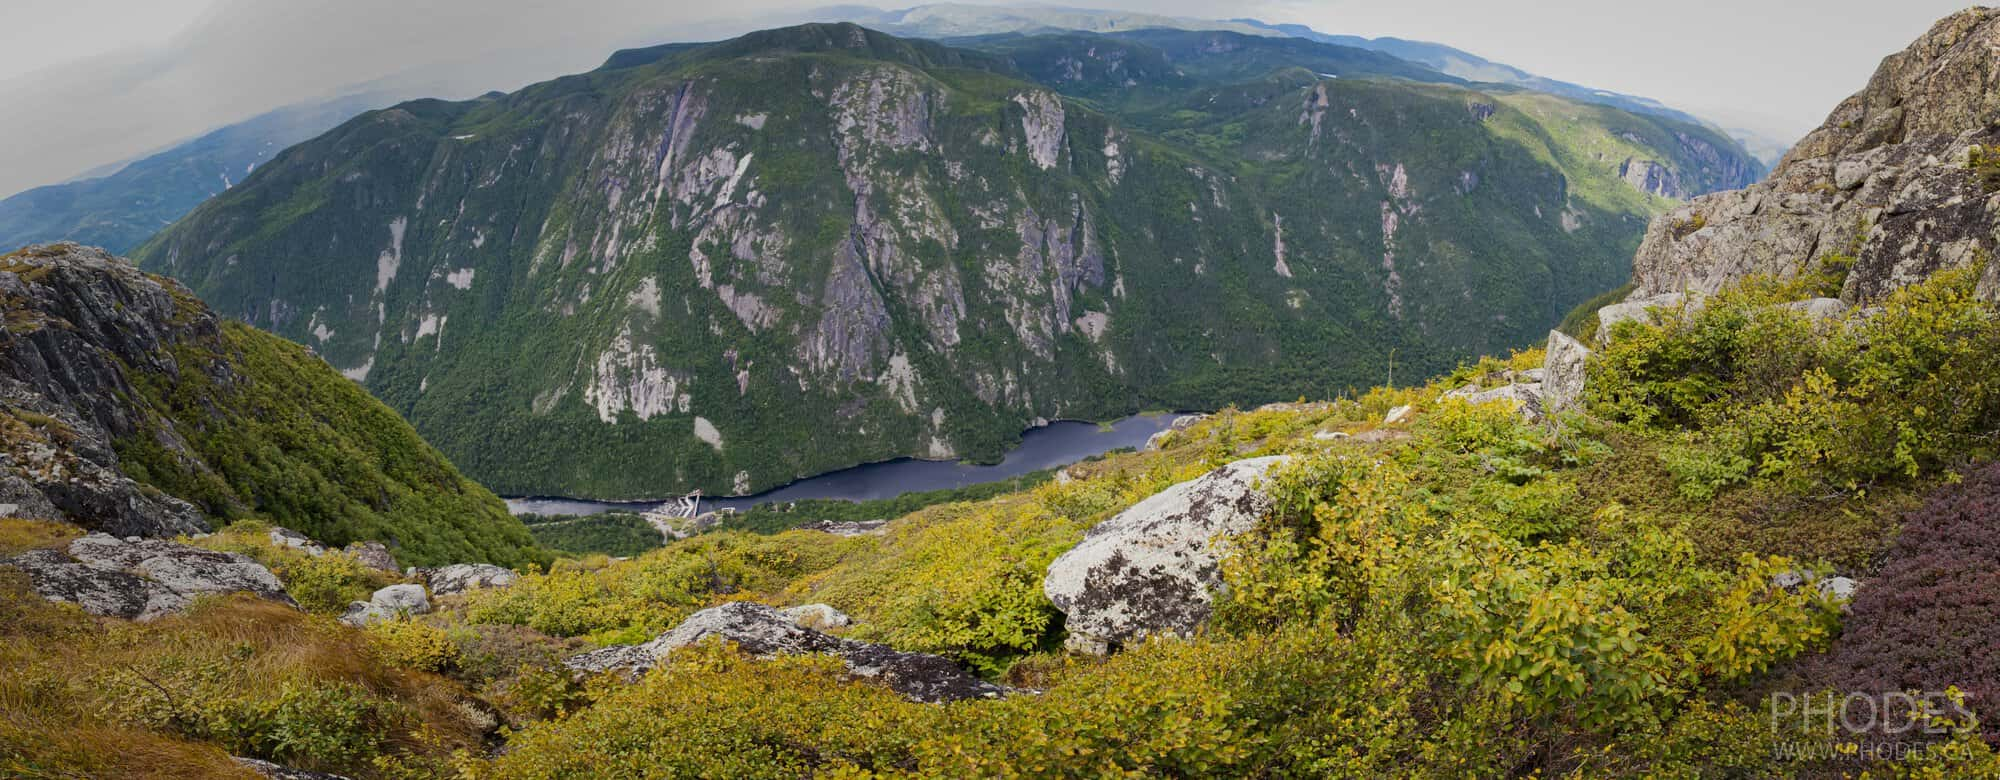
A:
[0, 243, 542, 567]
[1622, 7, 2000, 307]
[134, 22, 1760, 500]
[806, 4, 1777, 167]
[0, 93, 392, 255]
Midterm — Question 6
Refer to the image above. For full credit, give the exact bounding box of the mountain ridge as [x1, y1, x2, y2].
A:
[135, 22, 1761, 499]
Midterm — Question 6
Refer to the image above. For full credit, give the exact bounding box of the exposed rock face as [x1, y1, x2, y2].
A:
[135, 24, 1762, 501]
[1626, 8, 2000, 307]
[269, 527, 326, 555]
[343, 541, 400, 573]
[339, 583, 432, 627]
[422, 563, 517, 596]
[0, 244, 210, 537]
[780, 603, 852, 629]
[1597, 293, 1697, 343]
[1142, 413, 1209, 452]
[565, 602, 1006, 703]
[4, 533, 294, 620]
[1043, 456, 1290, 654]
[1540, 330, 1592, 416]
[1464, 383, 1545, 424]
[798, 519, 889, 537]
[233, 757, 353, 780]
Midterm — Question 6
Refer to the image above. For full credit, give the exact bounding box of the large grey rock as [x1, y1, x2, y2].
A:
[1043, 456, 1290, 653]
[337, 583, 432, 627]
[1464, 383, 1545, 424]
[1142, 414, 1209, 452]
[1596, 293, 1694, 343]
[4, 534, 294, 620]
[343, 541, 399, 573]
[780, 603, 852, 629]
[422, 563, 517, 596]
[233, 757, 352, 780]
[268, 527, 325, 555]
[1627, 10, 2000, 308]
[565, 602, 1006, 703]
[1540, 330, 1592, 416]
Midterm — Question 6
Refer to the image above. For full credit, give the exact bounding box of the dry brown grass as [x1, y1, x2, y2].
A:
[0, 577, 491, 778]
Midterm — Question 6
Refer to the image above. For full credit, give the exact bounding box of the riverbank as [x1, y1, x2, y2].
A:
[505, 413, 1184, 517]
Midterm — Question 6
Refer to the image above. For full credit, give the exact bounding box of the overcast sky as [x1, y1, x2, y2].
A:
[0, 0, 1972, 197]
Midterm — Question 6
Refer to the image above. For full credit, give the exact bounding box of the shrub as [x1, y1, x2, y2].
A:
[1804, 462, 2000, 742]
[367, 619, 461, 673]
[275, 550, 377, 614]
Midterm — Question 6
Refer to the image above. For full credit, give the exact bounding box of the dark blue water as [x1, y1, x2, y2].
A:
[505, 413, 1180, 517]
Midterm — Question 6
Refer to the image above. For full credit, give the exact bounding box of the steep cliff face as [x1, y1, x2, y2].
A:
[137, 23, 1761, 498]
[1628, 8, 2000, 304]
[0, 244, 541, 566]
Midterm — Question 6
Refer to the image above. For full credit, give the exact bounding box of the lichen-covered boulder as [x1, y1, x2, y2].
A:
[422, 563, 517, 596]
[1042, 456, 1290, 654]
[565, 602, 1006, 703]
[4, 534, 294, 619]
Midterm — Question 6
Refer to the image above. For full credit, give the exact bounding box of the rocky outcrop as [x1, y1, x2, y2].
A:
[780, 603, 852, 629]
[1625, 8, 2000, 307]
[343, 541, 400, 573]
[1597, 293, 1699, 343]
[421, 563, 517, 596]
[0, 244, 211, 537]
[565, 602, 1006, 703]
[1043, 456, 1290, 654]
[1142, 414, 1209, 452]
[233, 757, 352, 780]
[4, 533, 294, 620]
[339, 583, 432, 627]
[1541, 330, 1591, 416]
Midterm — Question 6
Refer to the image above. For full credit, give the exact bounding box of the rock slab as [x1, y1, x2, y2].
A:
[1042, 456, 1290, 653]
[565, 602, 1005, 703]
[5, 533, 294, 620]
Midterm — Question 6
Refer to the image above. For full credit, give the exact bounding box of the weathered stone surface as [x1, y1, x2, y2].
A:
[1043, 456, 1290, 653]
[566, 602, 1006, 703]
[343, 541, 399, 573]
[4, 534, 294, 620]
[0, 244, 212, 538]
[780, 603, 852, 629]
[1626, 9, 2000, 308]
[1143, 413, 1209, 452]
[1464, 383, 1545, 424]
[233, 756, 352, 780]
[1597, 293, 1694, 343]
[798, 519, 888, 537]
[1540, 330, 1592, 416]
[1779, 297, 1851, 323]
[423, 563, 517, 596]
[1383, 405, 1415, 426]
[337, 583, 432, 627]
[268, 527, 326, 555]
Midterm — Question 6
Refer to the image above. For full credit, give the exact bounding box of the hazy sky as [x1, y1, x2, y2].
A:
[0, 0, 1972, 197]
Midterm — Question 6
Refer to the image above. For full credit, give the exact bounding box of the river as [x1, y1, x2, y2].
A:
[505, 412, 1183, 517]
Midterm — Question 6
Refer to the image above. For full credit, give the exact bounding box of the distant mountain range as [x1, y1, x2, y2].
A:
[0, 4, 1788, 260]
[806, 4, 1793, 165]
[135, 22, 1762, 499]
[0, 93, 401, 254]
